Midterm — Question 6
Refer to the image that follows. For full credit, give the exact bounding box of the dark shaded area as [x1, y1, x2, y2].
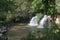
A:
[12, 17, 31, 23]
[0, 17, 6, 21]
[19, 17, 31, 23]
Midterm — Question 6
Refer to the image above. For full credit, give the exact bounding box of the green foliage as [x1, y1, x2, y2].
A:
[36, 13, 43, 22]
[56, 0, 60, 13]
[42, 0, 56, 15]
[45, 22, 60, 40]
[0, 0, 18, 26]
[0, 0, 18, 12]
[21, 32, 38, 40]
[31, 0, 57, 16]
[0, 0, 34, 26]
[31, 0, 44, 12]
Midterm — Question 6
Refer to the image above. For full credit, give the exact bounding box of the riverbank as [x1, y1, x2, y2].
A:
[8, 23, 30, 40]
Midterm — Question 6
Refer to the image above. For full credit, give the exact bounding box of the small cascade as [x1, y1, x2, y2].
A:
[37, 15, 51, 28]
[28, 16, 38, 26]
[28, 15, 51, 28]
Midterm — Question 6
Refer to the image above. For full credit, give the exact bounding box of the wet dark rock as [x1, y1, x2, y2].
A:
[0, 24, 10, 40]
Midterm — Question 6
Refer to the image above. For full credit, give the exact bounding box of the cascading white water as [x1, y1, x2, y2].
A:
[28, 16, 38, 26]
[28, 15, 51, 27]
[37, 15, 51, 28]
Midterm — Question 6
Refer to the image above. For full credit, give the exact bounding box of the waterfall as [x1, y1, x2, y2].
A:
[28, 15, 51, 28]
[37, 15, 51, 28]
[28, 16, 38, 26]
